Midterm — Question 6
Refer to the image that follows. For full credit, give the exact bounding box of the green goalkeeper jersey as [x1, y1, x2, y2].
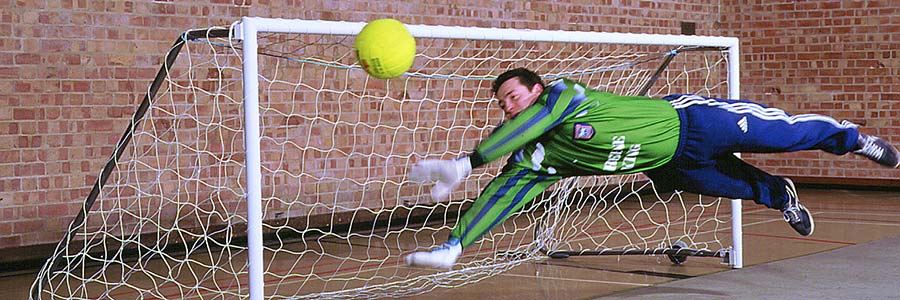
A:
[471, 78, 681, 176]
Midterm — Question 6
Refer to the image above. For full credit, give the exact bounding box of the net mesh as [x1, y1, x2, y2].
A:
[32, 22, 733, 299]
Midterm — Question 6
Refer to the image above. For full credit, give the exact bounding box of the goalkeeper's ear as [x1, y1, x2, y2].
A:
[528, 82, 544, 94]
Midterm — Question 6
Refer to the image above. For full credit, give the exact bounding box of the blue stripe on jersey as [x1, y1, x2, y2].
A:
[460, 168, 530, 241]
[473, 174, 548, 241]
[479, 81, 578, 158]
[481, 109, 550, 156]
[545, 81, 567, 107]
[549, 93, 586, 128]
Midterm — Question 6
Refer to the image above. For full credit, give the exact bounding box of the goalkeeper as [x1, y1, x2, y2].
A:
[405, 67, 900, 269]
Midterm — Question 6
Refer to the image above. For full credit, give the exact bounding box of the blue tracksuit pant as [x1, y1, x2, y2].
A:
[645, 94, 860, 210]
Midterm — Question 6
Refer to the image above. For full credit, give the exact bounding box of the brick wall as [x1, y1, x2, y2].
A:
[720, 0, 900, 179]
[1, 0, 896, 254]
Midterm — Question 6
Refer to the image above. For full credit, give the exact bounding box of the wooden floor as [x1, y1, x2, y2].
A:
[9, 187, 900, 299]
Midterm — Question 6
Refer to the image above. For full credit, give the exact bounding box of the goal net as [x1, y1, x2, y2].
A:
[31, 18, 741, 300]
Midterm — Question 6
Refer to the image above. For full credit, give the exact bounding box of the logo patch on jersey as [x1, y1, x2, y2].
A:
[573, 123, 595, 140]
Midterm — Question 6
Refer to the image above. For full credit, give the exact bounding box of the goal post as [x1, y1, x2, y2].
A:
[31, 17, 742, 300]
[231, 16, 745, 284]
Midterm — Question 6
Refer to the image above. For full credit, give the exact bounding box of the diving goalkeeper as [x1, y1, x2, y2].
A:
[405, 67, 900, 269]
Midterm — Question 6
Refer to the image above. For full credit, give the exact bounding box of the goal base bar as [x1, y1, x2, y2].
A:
[540, 246, 733, 266]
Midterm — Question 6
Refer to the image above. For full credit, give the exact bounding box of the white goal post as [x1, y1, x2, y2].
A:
[234, 17, 742, 298]
[32, 17, 742, 300]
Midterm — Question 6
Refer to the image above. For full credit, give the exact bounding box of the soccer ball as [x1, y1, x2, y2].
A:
[354, 18, 416, 79]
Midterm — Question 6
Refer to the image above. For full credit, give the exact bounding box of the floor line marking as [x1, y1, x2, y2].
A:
[743, 215, 900, 227]
[498, 272, 652, 287]
[742, 232, 856, 245]
[816, 211, 900, 217]
[813, 219, 900, 227]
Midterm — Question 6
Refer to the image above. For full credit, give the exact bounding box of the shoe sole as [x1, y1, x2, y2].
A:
[891, 147, 900, 169]
[873, 138, 899, 168]
[798, 203, 815, 236]
[784, 178, 814, 236]
[887, 144, 900, 168]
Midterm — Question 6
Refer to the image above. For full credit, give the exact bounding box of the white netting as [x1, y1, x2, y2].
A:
[32, 21, 733, 299]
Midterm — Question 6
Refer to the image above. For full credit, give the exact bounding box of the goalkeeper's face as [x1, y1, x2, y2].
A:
[495, 77, 544, 119]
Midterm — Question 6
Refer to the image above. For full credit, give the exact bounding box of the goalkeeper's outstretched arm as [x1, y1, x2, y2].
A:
[410, 78, 585, 201]
[406, 100, 554, 202]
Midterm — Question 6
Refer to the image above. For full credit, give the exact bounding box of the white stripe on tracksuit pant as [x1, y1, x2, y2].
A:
[642, 94, 860, 209]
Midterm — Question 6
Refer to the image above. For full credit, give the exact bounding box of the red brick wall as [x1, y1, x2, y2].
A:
[720, 0, 900, 178]
[1, 0, 896, 253]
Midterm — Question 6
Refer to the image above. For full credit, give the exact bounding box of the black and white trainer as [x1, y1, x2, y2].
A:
[781, 178, 814, 236]
[854, 134, 900, 168]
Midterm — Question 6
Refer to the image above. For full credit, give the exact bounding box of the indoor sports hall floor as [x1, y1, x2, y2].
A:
[5, 186, 900, 299]
[415, 187, 900, 300]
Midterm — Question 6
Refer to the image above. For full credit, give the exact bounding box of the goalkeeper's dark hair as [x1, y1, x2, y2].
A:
[492, 67, 545, 95]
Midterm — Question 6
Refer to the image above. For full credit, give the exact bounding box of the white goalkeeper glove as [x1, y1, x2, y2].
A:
[409, 156, 472, 201]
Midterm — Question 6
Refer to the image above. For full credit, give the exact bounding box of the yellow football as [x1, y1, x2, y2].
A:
[354, 18, 416, 79]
